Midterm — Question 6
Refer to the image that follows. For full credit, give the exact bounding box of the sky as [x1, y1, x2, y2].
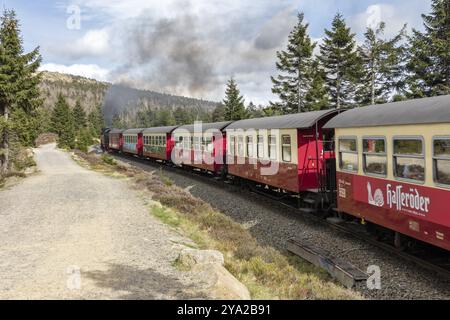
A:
[0, 0, 432, 105]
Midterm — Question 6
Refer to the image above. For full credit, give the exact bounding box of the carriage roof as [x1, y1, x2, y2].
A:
[176, 121, 233, 133]
[123, 128, 145, 135]
[143, 126, 180, 134]
[226, 109, 340, 130]
[324, 95, 450, 129]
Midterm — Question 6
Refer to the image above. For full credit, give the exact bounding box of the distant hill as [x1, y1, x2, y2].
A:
[39, 71, 219, 125]
[39, 71, 109, 114]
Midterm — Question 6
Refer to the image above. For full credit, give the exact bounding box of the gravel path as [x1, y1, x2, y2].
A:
[0, 144, 205, 300]
[113, 154, 450, 300]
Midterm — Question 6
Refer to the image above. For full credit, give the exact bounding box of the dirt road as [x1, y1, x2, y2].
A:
[0, 144, 203, 299]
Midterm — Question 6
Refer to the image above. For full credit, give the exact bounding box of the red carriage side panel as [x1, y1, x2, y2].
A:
[166, 133, 175, 161]
[297, 128, 323, 191]
[137, 133, 143, 156]
[337, 172, 450, 251]
[227, 157, 300, 193]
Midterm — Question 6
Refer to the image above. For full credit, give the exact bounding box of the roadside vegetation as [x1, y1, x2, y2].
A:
[74, 150, 362, 300]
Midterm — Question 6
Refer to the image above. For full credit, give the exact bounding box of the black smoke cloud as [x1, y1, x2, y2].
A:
[102, 6, 298, 120]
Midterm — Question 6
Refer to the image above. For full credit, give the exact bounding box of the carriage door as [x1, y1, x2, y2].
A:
[298, 128, 320, 191]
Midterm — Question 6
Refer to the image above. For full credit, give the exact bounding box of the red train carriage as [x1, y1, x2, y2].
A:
[109, 129, 124, 152]
[173, 121, 233, 174]
[142, 126, 179, 162]
[324, 95, 450, 251]
[225, 110, 340, 195]
[122, 129, 144, 156]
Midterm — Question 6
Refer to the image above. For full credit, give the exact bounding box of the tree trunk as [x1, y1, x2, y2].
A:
[297, 69, 302, 113]
[336, 78, 341, 109]
[371, 70, 376, 105]
[1, 105, 9, 177]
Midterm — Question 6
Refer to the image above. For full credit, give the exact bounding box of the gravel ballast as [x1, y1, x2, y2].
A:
[112, 154, 450, 300]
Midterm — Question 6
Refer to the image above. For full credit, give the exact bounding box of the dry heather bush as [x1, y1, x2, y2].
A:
[74, 150, 103, 167]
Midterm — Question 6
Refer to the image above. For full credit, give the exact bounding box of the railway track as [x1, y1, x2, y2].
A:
[108, 151, 450, 289]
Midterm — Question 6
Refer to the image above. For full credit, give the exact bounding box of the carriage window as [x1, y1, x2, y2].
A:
[183, 136, 190, 149]
[237, 136, 244, 157]
[257, 135, 264, 159]
[246, 136, 254, 158]
[162, 136, 166, 146]
[205, 137, 213, 153]
[434, 138, 450, 185]
[282, 135, 291, 162]
[339, 138, 358, 172]
[268, 135, 277, 160]
[229, 136, 235, 156]
[194, 137, 201, 151]
[363, 138, 387, 176]
[393, 138, 425, 182]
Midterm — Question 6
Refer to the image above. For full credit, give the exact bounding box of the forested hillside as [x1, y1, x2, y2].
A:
[39, 71, 219, 126]
[39, 71, 108, 114]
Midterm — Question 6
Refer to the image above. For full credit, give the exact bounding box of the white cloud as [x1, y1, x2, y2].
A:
[63, 28, 111, 59]
[349, 2, 428, 39]
[39, 63, 110, 81]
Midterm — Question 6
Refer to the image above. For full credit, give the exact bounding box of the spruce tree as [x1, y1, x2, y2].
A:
[212, 104, 225, 122]
[51, 94, 75, 149]
[319, 13, 362, 109]
[0, 10, 41, 174]
[406, 0, 450, 96]
[223, 78, 247, 121]
[271, 13, 316, 114]
[88, 105, 105, 137]
[73, 100, 87, 132]
[304, 60, 330, 110]
[356, 23, 406, 105]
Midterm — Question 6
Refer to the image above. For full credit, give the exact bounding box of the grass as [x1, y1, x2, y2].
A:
[101, 154, 117, 166]
[76, 150, 363, 300]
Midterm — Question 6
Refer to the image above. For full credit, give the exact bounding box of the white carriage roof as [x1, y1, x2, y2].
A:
[226, 109, 340, 130]
[109, 128, 125, 134]
[123, 128, 145, 134]
[323, 95, 450, 129]
[176, 121, 234, 133]
[143, 126, 180, 134]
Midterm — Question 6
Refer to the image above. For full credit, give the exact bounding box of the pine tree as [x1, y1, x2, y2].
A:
[156, 109, 176, 126]
[271, 13, 316, 114]
[356, 23, 406, 105]
[304, 60, 330, 110]
[247, 101, 265, 118]
[88, 105, 105, 137]
[0, 10, 42, 174]
[212, 104, 225, 122]
[223, 78, 247, 121]
[50, 94, 75, 149]
[319, 13, 362, 109]
[75, 127, 92, 152]
[73, 100, 87, 132]
[406, 0, 450, 96]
